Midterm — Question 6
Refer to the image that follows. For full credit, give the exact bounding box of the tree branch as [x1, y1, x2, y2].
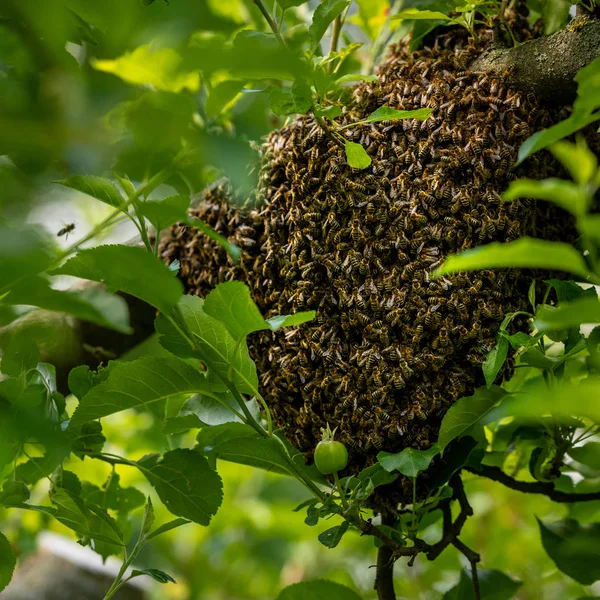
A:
[374, 513, 397, 600]
[469, 465, 600, 502]
[471, 15, 600, 105]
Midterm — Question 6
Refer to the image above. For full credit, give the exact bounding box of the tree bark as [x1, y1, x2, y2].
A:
[374, 513, 396, 600]
[470, 15, 600, 105]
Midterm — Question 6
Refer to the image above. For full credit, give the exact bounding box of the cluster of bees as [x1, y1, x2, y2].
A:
[161, 26, 581, 479]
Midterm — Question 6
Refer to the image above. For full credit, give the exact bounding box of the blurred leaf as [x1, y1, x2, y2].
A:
[0, 531, 16, 593]
[429, 437, 480, 489]
[206, 80, 245, 119]
[156, 295, 258, 395]
[392, 8, 451, 20]
[377, 445, 440, 477]
[0, 224, 56, 291]
[546, 279, 597, 302]
[551, 140, 598, 186]
[1, 332, 39, 377]
[270, 80, 313, 116]
[139, 195, 189, 233]
[579, 215, 600, 244]
[483, 336, 510, 388]
[14, 453, 64, 485]
[137, 449, 223, 525]
[538, 518, 600, 584]
[336, 73, 378, 83]
[0, 481, 30, 506]
[345, 141, 371, 169]
[535, 297, 600, 332]
[54, 176, 126, 210]
[542, 0, 571, 34]
[503, 178, 590, 217]
[277, 580, 362, 600]
[314, 104, 343, 119]
[276, 0, 310, 9]
[187, 217, 241, 263]
[435, 238, 594, 282]
[81, 473, 145, 514]
[438, 386, 507, 451]
[443, 568, 521, 599]
[6, 276, 131, 334]
[569, 442, 600, 470]
[309, 0, 351, 50]
[131, 568, 176, 584]
[318, 521, 350, 548]
[51, 245, 183, 315]
[92, 45, 199, 92]
[68, 356, 213, 426]
[574, 55, 600, 115]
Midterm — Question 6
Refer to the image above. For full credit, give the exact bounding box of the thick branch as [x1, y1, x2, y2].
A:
[471, 16, 600, 105]
[469, 465, 600, 502]
[374, 513, 397, 600]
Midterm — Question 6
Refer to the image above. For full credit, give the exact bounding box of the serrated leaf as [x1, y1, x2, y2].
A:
[68, 356, 213, 427]
[277, 580, 362, 600]
[1, 332, 39, 377]
[131, 568, 176, 584]
[538, 518, 600, 584]
[0, 481, 30, 506]
[318, 521, 350, 548]
[377, 445, 440, 478]
[139, 195, 190, 233]
[435, 238, 594, 282]
[438, 386, 507, 451]
[0, 531, 16, 593]
[54, 175, 126, 210]
[309, 0, 351, 50]
[137, 449, 223, 525]
[345, 141, 371, 169]
[483, 336, 510, 388]
[51, 245, 183, 315]
[156, 295, 258, 395]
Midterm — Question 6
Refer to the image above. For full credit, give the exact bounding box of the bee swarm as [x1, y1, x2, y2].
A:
[161, 31, 588, 492]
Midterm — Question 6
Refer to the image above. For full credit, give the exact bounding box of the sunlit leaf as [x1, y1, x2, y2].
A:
[434, 238, 594, 282]
[392, 9, 451, 21]
[345, 141, 371, 169]
[377, 445, 440, 477]
[483, 336, 510, 388]
[309, 0, 351, 50]
[139, 195, 190, 233]
[503, 178, 590, 216]
[54, 175, 126, 210]
[535, 296, 600, 331]
[551, 140, 598, 186]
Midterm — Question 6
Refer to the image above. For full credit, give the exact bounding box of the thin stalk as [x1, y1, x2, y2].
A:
[103, 551, 132, 600]
[330, 16, 343, 55]
[253, 0, 286, 47]
[314, 113, 347, 149]
[333, 470, 349, 510]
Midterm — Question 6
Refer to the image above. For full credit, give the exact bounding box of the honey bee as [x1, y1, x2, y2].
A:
[57, 222, 76, 240]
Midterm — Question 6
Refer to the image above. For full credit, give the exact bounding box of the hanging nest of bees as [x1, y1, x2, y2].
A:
[160, 16, 595, 500]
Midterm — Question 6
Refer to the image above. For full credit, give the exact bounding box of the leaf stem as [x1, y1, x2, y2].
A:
[253, 0, 286, 47]
[333, 470, 349, 510]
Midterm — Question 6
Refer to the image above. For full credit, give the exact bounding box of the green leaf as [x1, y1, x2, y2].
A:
[197, 423, 292, 475]
[313, 104, 343, 119]
[551, 140, 598, 186]
[443, 568, 521, 600]
[345, 141, 371, 169]
[276, 0, 310, 9]
[0, 224, 56, 291]
[54, 175, 126, 210]
[206, 80, 245, 119]
[318, 521, 350, 548]
[139, 195, 190, 233]
[518, 112, 600, 164]
[503, 178, 590, 217]
[5, 276, 131, 334]
[277, 580, 362, 600]
[1, 332, 39, 377]
[131, 568, 176, 584]
[483, 336, 510, 388]
[81, 473, 145, 514]
[377, 445, 440, 478]
[187, 217, 241, 263]
[335, 73, 378, 83]
[579, 215, 600, 244]
[203, 281, 315, 342]
[147, 517, 190, 540]
[137, 449, 223, 525]
[92, 45, 199, 93]
[434, 238, 594, 282]
[156, 295, 258, 395]
[0, 530, 16, 593]
[392, 8, 452, 21]
[363, 106, 432, 124]
[542, 0, 571, 34]
[68, 356, 213, 427]
[438, 386, 507, 451]
[309, 0, 351, 50]
[50, 245, 183, 315]
[270, 80, 313, 116]
[0, 481, 30, 506]
[538, 518, 600, 584]
[569, 442, 600, 470]
[534, 297, 600, 332]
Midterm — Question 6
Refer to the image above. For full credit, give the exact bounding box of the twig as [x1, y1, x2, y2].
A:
[253, 0, 286, 47]
[374, 513, 397, 600]
[330, 16, 342, 54]
[313, 113, 347, 150]
[469, 465, 600, 502]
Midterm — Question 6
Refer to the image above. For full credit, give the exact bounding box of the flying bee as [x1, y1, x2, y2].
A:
[57, 222, 76, 240]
